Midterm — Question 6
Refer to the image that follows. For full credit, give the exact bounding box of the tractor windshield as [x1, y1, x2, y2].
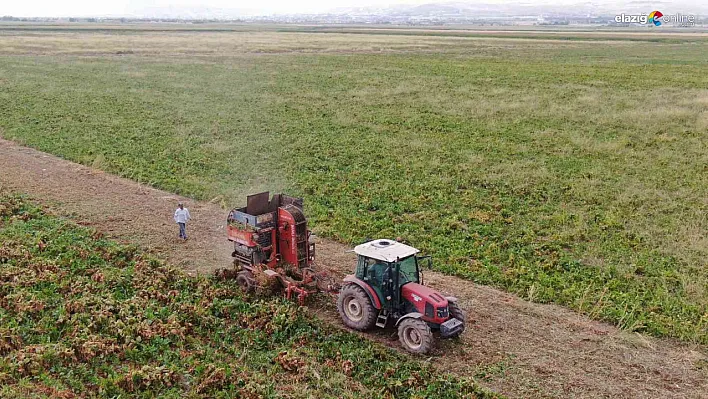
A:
[398, 256, 419, 284]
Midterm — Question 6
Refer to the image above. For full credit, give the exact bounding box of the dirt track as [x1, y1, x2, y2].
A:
[1, 138, 706, 398]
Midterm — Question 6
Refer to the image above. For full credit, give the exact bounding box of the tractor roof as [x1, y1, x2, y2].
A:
[353, 239, 420, 263]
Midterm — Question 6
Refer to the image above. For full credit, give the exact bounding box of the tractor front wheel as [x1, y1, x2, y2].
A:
[337, 284, 377, 331]
[448, 301, 466, 337]
[397, 318, 434, 354]
[236, 270, 256, 293]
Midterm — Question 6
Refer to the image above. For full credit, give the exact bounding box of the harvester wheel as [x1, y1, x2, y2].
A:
[397, 318, 434, 354]
[337, 284, 377, 331]
[236, 270, 256, 293]
[448, 301, 466, 337]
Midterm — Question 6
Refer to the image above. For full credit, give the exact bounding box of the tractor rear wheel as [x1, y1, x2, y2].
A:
[397, 318, 434, 354]
[337, 284, 377, 331]
[448, 301, 466, 337]
[236, 270, 256, 293]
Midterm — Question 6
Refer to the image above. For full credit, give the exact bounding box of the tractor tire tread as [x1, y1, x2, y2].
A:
[397, 318, 434, 354]
[337, 283, 378, 331]
[448, 301, 466, 337]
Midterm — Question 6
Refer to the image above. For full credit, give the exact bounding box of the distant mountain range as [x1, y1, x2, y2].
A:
[119, 1, 706, 20]
[324, 1, 704, 18]
[9, 1, 705, 22]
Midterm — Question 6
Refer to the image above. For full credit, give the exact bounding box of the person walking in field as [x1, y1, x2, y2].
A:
[174, 202, 191, 240]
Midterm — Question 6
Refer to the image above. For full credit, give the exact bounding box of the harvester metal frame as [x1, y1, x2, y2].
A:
[227, 192, 330, 304]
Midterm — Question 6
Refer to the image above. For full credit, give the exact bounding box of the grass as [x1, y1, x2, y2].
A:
[0, 194, 496, 398]
[0, 26, 706, 344]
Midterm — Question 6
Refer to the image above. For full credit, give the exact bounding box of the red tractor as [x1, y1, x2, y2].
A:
[226, 193, 465, 354]
[337, 239, 465, 353]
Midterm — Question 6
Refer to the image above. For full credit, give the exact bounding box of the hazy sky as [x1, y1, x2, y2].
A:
[4, 0, 426, 17]
[1, 0, 704, 18]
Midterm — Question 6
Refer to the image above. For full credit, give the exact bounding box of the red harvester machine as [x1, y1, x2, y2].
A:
[227, 192, 334, 304]
[227, 192, 466, 354]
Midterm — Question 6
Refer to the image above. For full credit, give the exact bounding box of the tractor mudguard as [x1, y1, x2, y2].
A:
[445, 296, 458, 303]
[343, 275, 382, 310]
[395, 312, 423, 326]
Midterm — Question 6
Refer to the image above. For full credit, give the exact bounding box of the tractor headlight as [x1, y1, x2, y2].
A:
[437, 306, 449, 319]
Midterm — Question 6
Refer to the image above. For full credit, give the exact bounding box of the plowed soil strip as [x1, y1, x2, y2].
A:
[1, 138, 705, 398]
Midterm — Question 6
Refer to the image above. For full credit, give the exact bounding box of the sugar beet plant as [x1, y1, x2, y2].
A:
[0, 195, 497, 399]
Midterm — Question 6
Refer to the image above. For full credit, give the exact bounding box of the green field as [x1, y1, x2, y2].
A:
[0, 194, 494, 398]
[0, 26, 706, 344]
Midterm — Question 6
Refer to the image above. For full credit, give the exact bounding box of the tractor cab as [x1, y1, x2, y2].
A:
[353, 239, 423, 309]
